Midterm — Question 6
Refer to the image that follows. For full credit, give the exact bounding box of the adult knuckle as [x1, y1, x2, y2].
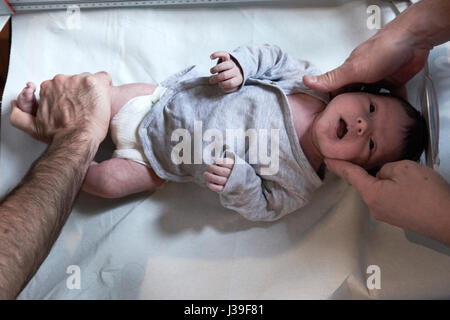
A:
[97, 71, 109, 78]
[400, 159, 414, 168]
[383, 160, 396, 169]
[98, 71, 112, 84]
[393, 162, 408, 175]
[84, 74, 97, 86]
[40, 80, 49, 90]
[67, 74, 78, 85]
[53, 74, 65, 82]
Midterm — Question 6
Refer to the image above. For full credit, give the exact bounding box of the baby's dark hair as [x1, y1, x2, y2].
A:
[369, 92, 428, 174]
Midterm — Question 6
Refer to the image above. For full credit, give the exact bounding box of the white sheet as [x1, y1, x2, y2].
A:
[1, 1, 450, 299]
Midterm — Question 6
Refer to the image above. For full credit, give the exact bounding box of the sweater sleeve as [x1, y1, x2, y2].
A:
[218, 150, 306, 222]
[230, 43, 321, 89]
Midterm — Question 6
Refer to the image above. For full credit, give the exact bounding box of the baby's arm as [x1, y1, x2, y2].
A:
[209, 44, 317, 94]
[209, 52, 244, 93]
[212, 152, 305, 222]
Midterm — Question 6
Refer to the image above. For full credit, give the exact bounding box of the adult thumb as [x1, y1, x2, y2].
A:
[303, 61, 357, 93]
[10, 101, 38, 138]
[325, 158, 377, 195]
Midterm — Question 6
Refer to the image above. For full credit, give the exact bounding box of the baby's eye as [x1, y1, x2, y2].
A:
[369, 104, 375, 113]
[369, 138, 375, 151]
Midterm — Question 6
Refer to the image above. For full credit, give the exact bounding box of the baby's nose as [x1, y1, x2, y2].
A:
[355, 116, 369, 136]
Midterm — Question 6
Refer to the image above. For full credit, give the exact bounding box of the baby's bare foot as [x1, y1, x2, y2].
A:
[17, 82, 38, 114]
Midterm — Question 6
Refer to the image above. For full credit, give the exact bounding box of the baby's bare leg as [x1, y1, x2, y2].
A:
[82, 158, 165, 198]
[17, 81, 161, 198]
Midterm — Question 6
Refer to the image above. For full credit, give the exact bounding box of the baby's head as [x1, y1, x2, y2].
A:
[312, 92, 427, 172]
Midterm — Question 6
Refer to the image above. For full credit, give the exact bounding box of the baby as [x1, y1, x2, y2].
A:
[16, 44, 427, 221]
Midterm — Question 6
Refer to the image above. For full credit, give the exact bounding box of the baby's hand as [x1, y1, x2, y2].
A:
[204, 157, 234, 192]
[209, 51, 243, 93]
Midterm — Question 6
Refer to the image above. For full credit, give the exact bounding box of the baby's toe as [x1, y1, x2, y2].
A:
[18, 90, 29, 100]
[21, 87, 36, 99]
[26, 82, 36, 91]
[17, 85, 37, 113]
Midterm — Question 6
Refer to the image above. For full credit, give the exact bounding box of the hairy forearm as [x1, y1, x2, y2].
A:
[0, 131, 98, 299]
[392, 0, 450, 48]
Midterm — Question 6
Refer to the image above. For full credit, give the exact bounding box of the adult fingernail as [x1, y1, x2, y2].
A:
[307, 75, 317, 83]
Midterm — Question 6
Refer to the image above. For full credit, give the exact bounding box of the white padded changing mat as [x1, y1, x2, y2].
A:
[1, 1, 450, 299]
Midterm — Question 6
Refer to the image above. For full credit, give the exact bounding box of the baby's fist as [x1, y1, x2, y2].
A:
[204, 157, 235, 192]
[209, 51, 243, 93]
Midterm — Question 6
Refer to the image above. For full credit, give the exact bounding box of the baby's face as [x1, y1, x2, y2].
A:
[312, 92, 412, 170]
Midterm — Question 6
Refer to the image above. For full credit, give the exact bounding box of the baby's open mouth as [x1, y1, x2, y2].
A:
[337, 118, 348, 139]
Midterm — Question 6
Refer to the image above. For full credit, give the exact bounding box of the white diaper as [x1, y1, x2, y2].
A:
[110, 86, 167, 165]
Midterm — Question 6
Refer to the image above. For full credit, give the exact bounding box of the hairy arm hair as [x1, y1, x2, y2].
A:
[0, 130, 98, 299]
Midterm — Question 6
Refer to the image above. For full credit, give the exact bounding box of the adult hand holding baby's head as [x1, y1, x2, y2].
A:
[10, 72, 112, 145]
[209, 51, 244, 93]
[326, 158, 450, 244]
[310, 0, 450, 244]
[303, 19, 430, 98]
